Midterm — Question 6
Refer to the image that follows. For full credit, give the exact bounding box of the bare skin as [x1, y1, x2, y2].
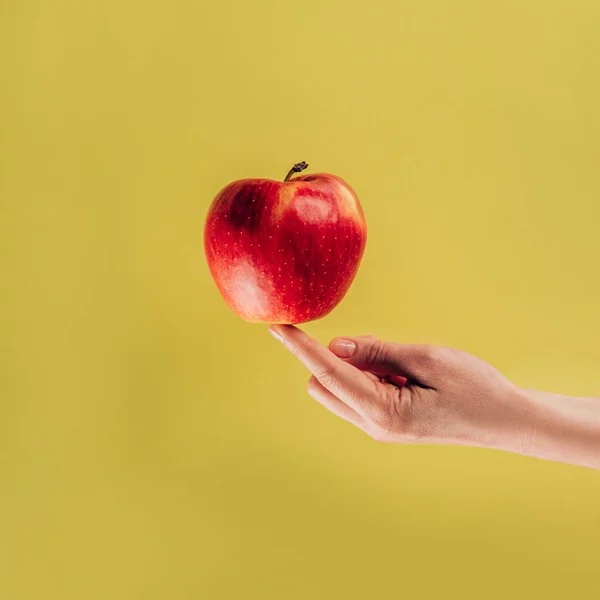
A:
[268, 325, 600, 470]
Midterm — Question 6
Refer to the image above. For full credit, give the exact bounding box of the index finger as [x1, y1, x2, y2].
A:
[268, 324, 378, 414]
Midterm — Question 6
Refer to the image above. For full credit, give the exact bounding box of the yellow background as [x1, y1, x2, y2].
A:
[1, 0, 600, 598]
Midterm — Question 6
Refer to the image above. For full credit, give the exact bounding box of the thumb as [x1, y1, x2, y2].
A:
[328, 336, 439, 387]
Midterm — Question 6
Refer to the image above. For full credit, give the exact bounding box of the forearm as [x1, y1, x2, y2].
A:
[511, 388, 600, 469]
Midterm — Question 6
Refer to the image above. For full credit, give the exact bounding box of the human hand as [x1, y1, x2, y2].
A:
[268, 325, 536, 454]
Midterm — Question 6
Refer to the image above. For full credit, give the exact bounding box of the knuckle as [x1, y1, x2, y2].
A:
[414, 345, 444, 371]
[421, 345, 441, 363]
[314, 365, 337, 388]
[363, 339, 387, 369]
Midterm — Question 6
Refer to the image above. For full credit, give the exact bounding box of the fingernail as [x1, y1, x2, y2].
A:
[268, 326, 283, 343]
[389, 375, 408, 388]
[329, 338, 356, 358]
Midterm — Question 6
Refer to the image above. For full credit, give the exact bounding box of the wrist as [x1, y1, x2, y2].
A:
[507, 387, 600, 469]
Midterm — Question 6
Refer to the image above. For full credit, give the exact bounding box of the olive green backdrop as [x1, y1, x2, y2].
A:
[1, 0, 599, 598]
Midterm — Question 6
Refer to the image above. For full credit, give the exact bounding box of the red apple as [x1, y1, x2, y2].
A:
[204, 162, 367, 324]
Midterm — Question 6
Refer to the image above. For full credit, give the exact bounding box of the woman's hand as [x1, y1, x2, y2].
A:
[268, 325, 600, 469]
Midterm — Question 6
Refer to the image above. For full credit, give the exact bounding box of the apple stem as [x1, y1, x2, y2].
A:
[284, 161, 309, 182]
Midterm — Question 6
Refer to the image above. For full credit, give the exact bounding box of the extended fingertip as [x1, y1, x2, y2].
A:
[268, 326, 283, 343]
[329, 338, 356, 358]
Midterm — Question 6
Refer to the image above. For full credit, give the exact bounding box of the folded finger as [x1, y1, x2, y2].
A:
[307, 376, 367, 430]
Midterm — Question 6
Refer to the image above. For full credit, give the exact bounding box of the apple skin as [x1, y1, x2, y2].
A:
[204, 167, 366, 324]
